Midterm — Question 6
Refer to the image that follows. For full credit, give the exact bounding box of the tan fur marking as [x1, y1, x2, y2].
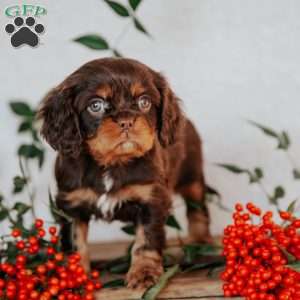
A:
[96, 184, 154, 221]
[113, 184, 153, 203]
[74, 220, 90, 271]
[96, 85, 113, 99]
[187, 211, 211, 243]
[86, 116, 155, 166]
[178, 181, 204, 200]
[65, 188, 99, 207]
[127, 226, 163, 289]
[130, 82, 146, 97]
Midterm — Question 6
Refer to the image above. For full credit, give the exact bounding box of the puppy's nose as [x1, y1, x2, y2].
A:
[118, 118, 134, 130]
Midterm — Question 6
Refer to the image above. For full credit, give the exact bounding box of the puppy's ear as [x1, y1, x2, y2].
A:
[155, 73, 184, 147]
[37, 84, 82, 157]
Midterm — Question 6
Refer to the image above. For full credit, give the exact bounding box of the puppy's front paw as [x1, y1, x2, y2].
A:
[126, 257, 163, 289]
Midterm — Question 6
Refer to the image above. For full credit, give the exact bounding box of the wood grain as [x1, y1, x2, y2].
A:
[90, 239, 236, 300]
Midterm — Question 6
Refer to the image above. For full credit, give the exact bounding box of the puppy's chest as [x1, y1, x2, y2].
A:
[95, 172, 118, 220]
[91, 171, 153, 221]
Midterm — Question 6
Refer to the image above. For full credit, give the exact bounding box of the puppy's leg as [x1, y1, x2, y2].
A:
[73, 220, 90, 271]
[126, 191, 170, 289]
[56, 190, 94, 272]
[179, 180, 211, 243]
[59, 218, 90, 271]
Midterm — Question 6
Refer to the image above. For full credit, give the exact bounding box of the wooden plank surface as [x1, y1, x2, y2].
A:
[96, 270, 223, 300]
[89, 239, 239, 300]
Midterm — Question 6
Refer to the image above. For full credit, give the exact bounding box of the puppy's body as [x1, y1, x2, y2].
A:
[39, 58, 210, 288]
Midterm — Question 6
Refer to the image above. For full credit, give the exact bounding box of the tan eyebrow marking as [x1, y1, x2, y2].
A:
[96, 85, 113, 99]
[130, 82, 146, 97]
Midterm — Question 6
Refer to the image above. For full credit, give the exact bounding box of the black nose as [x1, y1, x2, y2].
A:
[118, 118, 134, 130]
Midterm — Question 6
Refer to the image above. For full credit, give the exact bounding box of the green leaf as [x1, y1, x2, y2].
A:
[12, 202, 31, 216]
[6, 242, 18, 263]
[183, 244, 220, 264]
[288, 261, 300, 272]
[142, 265, 180, 300]
[109, 261, 130, 274]
[103, 278, 125, 288]
[18, 121, 32, 132]
[274, 186, 285, 199]
[74, 35, 109, 50]
[18, 144, 44, 168]
[185, 199, 205, 211]
[270, 186, 285, 204]
[49, 190, 73, 223]
[254, 167, 263, 179]
[31, 129, 40, 142]
[38, 151, 44, 168]
[104, 0, 130, 17]
[287, 200, 297, 214]
[166, 215, 181, 230]
[128, 0, 141, 10]
[0, 208, 9, 221]
[205, 185, 231, 212]
[10, 101, 35, 117]
[183, 259, 225, 273]
[278, 131, 290, 150]
[217, 163, 246, 174]
[206, 185, 221, 197]
[293, 169, 300, 179]
[13, 176, 27, 194]
[248, 120, 278, 138]
[121, 224, 135, 235]
[112, 48, 123, 57]
[133, 17, 150, 36]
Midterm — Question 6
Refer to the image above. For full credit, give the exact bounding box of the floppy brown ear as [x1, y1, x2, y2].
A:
[155, 73, 184, 147]
[37, 84, 82, 157]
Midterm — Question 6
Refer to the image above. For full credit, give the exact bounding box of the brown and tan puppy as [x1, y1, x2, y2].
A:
[38, 58, 210, 288]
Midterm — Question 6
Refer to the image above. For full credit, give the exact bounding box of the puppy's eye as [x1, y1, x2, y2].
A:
[138, 96, 151, 112]
[87, 98, 108, 114]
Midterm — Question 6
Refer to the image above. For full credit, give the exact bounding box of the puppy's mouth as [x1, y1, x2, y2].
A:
[115, 133, 142, 153]
[86, 116, 155, 165]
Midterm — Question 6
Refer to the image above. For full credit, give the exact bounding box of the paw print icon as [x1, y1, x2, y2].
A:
[5, 16, 44, 48]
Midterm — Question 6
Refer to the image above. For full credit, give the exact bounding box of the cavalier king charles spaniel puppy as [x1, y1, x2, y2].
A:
[38, 58, 210, 288]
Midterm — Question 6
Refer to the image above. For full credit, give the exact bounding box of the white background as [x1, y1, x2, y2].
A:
[1, 0, 300, 241]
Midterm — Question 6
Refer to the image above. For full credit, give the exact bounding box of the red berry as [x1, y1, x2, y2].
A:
[49, 226, 57, 235]
[11, 228, 21, 238]
[34, 218, 44, 228]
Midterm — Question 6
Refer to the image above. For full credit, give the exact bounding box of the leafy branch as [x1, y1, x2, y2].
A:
[249, 120, 300, 179]
[9, 101, 46, 218]
[217, 164, 285, 210]
[217, 121, 300, 213]
[74, 0, 151, 56]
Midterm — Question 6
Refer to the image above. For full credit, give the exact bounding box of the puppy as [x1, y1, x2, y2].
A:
[38, 58, 210, 288]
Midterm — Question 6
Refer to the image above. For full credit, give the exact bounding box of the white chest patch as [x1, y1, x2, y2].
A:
[96, 172, 121, 220]
[103, 172, 114, 192]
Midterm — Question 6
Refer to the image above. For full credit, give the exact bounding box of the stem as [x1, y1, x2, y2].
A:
[19, 156, 36, 218]
[257, 181, 281, 211]
[112, 20, 132, 49]
[286, 151, 297, 167]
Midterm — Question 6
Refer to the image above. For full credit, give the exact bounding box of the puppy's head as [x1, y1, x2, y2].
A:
[38, 58, 183, 165]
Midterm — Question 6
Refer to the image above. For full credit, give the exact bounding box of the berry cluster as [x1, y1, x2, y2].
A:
[221, 203, 300, 300]
[0, 219, 102, 300]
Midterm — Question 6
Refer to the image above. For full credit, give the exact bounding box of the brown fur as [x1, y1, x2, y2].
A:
[96, 85, 113, 99]
[130, 82, 146, 97]
[38, 58, 210, 288]
[127, 226, 163, 288]
[86, 116, 155, 166]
